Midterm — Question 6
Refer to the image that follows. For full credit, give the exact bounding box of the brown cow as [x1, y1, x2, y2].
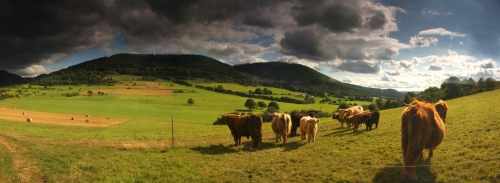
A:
[345, 111, 371, 132]
[434, 99, 448, 123]
[399, 100, 445, 181]
[271, 113, 292, 146]
[332, 109, 348, 127]
[299, 116, 320, 142]
[344, 106, 364, 130]
[223, 114, 263, 148]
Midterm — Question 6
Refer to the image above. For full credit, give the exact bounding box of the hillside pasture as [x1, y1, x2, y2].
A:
[0, 107, 128, 127]
[2, 78, 500, 182]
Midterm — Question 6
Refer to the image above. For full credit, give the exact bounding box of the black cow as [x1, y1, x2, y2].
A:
[290, 110, 318, 136]
[365, 110, 380, 131]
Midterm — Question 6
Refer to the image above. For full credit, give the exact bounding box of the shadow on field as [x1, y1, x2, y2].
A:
[283, 141, 304, 152]
[372, 157, 436, 183]
[323, 127, 351, 137]
[190, 144, 240, 155]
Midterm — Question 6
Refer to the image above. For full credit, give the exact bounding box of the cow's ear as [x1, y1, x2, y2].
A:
[316, 119, 320, 123]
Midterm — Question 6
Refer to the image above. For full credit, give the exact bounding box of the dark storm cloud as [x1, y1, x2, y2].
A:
[336, 60, 381, 74]
[279, 29, 324, 60]
[0, 0, 115, 70]
[291, 0, 390, 33]
[0, 0, 297, 73]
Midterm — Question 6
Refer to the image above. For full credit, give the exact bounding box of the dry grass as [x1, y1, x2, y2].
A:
[0, 107, 128, 127]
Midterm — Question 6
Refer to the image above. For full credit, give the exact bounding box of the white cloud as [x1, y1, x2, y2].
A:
[409, 36, 438, 47]
[12, 65, 55, 77]
[390, 50, 495, 73]
[418, 28, 466, 38]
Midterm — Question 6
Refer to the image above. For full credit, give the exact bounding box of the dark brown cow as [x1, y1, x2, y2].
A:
[290, 110, 318, 136]
[345, 111, 371, 132]
[365, 110, 380, 131]
[223, 114, 263, 148]
[434, 99, 448, 123]
[399, 100, 445, 181]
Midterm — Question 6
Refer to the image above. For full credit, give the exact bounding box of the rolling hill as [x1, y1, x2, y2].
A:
[1, 54, 404, 99]
[0, 70, 24, 87]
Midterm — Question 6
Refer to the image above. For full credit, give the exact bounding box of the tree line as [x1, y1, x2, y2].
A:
[402, 76, 500, 104]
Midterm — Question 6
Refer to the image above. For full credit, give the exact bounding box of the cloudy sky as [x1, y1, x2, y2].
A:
[1, 0, 499, 91]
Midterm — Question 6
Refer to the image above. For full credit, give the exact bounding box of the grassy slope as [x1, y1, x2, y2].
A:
[0, 78, 499, 182]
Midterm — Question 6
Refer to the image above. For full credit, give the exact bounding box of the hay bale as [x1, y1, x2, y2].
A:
[23, 112, 26, 115]
[107, 117, 110, 120]
[12, 108, 15, 110]
[86, 119, 89, 122]
[86, 115, 89, 117]
[71, 117, 75, 120]
[27, 118, 32, 122]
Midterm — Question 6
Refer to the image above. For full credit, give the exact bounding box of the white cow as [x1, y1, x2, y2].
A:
[300, 116, 320, 143]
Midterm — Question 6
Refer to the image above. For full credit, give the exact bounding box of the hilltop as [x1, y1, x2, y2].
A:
[0, 70, 24, 87]
[1, 54, 404, 99]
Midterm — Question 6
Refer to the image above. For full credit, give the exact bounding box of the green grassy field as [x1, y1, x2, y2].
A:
[0, 77, 499, 182]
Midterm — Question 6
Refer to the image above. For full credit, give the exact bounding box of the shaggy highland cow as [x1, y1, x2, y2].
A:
[399, 100, 445, 181]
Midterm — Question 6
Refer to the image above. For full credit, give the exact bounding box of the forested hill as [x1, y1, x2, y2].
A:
[6, 53, 403, 99]
[0, 70, 24, 87]
[234, 62, 341, 85]
[235, 62, 404, 99]
[32, 54, 261, 86]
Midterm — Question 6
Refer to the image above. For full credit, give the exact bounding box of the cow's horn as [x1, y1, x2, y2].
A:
[399, 99, 410, 106]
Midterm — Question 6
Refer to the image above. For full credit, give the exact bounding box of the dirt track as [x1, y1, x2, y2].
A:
[0, 107, 128, 127]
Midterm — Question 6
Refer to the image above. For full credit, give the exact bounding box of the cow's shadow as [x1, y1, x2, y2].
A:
[372, 156, 436, 183]
[190, 143, 240, 155]
[323, 127, 352, 137]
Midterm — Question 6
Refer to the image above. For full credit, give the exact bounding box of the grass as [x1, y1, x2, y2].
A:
[0, 77, 499, 182]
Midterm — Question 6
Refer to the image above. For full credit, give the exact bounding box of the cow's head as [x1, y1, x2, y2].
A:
[332, 112, 339, 119]
[307, 118, 320, 129]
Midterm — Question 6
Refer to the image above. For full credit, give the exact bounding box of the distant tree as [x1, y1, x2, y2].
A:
[244, 99, 256, 111]
[254, 88, 263, 94]
[267, 101, 280, 110]
[257, 101, 267, 109]
[338, 101, 349, 109]
[485, 77, 497, 91]
[441, 76, 464, 99]
[87, 90, 93, 96]
[403, 92, 415, 104]
[187, 98, 194, 105]
[368, 103, 379, 111]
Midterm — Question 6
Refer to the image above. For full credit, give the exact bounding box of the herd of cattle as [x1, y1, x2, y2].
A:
[221, 99, 449, 181]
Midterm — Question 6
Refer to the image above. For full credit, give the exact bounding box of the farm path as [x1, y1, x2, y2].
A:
[0, 134, 43, 183]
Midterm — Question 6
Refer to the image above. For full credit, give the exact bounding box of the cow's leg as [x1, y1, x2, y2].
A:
[429, 148, 434, 156]
[238, 136, 242, 146]
[341, 122, 344, 128]
[233, 135, 239, 146]
[281, 132, 287, 146]
[275, 133, 280, 142]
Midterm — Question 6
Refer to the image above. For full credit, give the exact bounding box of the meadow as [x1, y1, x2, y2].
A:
[0, 76, 499, 182]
